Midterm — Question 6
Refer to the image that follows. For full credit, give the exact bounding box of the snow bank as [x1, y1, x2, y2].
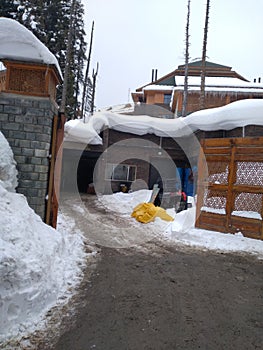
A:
[0, 186, 86, 341]
[0, 135, 86, 342]
[98, 189, 153, 214]
[0, 18, 62, 79]
[0, 132, 18, 192]
[64, 99, 263, 144]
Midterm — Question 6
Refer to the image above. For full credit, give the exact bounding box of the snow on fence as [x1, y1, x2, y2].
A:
[196, 136, 263, 240]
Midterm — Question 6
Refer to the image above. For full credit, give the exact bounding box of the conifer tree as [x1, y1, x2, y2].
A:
[0, 0, 19, 18]
[0, 0, 88, 118]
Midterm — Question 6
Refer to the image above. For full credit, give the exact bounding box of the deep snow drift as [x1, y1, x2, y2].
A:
[0, 132, 87, 342]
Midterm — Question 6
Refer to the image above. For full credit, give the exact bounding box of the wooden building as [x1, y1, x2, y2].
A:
[62, 127, 194, 196]
[132, 61, 263, 116]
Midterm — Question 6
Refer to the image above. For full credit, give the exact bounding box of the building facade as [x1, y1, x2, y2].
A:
[132, 61, 263, 116]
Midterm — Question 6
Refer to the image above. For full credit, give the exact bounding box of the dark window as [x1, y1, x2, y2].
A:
[164, 94, 172, 105]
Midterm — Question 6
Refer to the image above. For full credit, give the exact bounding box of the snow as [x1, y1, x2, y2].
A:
[98, 190, 263, 259]
[0, 134, 87, 343]
[232, 211, 262, 220]
[174, 76, 263, 88]
[99, 190, 153, 214]
[143, 76, 263, 90]
[201, 207, 226, 215]
[2, 95, 263, 344]
[0, 18, 62, 79]
[64, 119, 103, 145]
[143, 85, 173, 91]
[142, 77, 263, 94]
[0, 132, 18, 192]
[174, 86, 263, 93]
[64, 99, 263, 144]
[184, 98, 263, 131]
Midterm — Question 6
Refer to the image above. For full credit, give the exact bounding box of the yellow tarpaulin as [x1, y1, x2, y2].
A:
[131, 202, 174, 224]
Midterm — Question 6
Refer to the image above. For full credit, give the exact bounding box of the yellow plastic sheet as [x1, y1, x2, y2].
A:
[131, 203, 174, 224]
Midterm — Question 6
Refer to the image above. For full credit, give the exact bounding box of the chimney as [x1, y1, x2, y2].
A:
[155, 69, 158, 81]
[254, 78, 256, 83]
[151, 69, 154, 82]
[258, 77, 261, 83]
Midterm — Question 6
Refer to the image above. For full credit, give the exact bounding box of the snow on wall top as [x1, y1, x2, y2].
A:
[0, 18, 62, 79]
[64, 99, 263, 144]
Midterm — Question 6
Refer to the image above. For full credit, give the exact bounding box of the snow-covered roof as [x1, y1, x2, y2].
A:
[175, 76, 263, 88]
[64, 99, 263, 144]
[143, 85, 173, 92]
[0, 18, 62, 79]
[142, 77, 263, 93]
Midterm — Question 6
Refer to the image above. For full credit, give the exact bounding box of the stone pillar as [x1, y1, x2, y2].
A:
[0, 92, 57, 220]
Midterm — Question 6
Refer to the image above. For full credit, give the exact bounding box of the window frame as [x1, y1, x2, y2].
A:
[105, 163, 137, 182]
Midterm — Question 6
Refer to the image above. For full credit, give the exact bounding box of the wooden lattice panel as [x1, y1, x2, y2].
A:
[207, 161, 229, 184]
[235, 161, 263, 186]
[3, 60, 61, 99]
[196, 137, 263, 240]
[9, 67, 45, 94]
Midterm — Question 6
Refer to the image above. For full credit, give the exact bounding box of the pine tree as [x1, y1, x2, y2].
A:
[84, 77, 93, 116]
[0, 0, 20, 18]
[1, 0, 87, 118]
[81, 21, 94, 119]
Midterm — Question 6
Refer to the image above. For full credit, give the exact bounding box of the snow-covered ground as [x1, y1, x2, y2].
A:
[0, 132, 92, 344]
[98, 190, 263, 259]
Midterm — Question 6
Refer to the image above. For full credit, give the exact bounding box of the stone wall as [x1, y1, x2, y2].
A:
[0, 92, 57, 220]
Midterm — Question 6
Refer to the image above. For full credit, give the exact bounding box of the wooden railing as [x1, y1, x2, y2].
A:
[196, 137, 263, 240]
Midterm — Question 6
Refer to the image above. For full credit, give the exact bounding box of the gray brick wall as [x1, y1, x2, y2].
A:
[0, 92, 58, 220]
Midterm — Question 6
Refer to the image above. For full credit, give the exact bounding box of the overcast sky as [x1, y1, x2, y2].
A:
[82, 0, 263, 109]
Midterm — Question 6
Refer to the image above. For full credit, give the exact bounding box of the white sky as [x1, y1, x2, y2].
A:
[82, 0, 263, 109]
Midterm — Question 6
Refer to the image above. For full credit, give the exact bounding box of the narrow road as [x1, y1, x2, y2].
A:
[52, 195, 263, 350]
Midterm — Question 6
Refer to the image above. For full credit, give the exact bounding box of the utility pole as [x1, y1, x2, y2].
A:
[199, 0, 211, 110]
[182, 0, 191, 117]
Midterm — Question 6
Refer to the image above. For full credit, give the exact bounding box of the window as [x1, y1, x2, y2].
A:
[105, 163, 137, 181]
[164, 94, 172, 105]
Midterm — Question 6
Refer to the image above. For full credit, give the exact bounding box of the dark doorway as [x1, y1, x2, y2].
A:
[77, 151, 101, 193]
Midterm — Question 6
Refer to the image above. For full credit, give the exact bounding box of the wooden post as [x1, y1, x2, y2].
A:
[45, 112, 66, 228]
[225, 139, 237, 231]
[195, 140, 207, 227]
[45, 115, 58, 225]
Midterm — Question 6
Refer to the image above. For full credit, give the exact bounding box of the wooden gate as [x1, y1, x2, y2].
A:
[196, 137, 263, 240]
